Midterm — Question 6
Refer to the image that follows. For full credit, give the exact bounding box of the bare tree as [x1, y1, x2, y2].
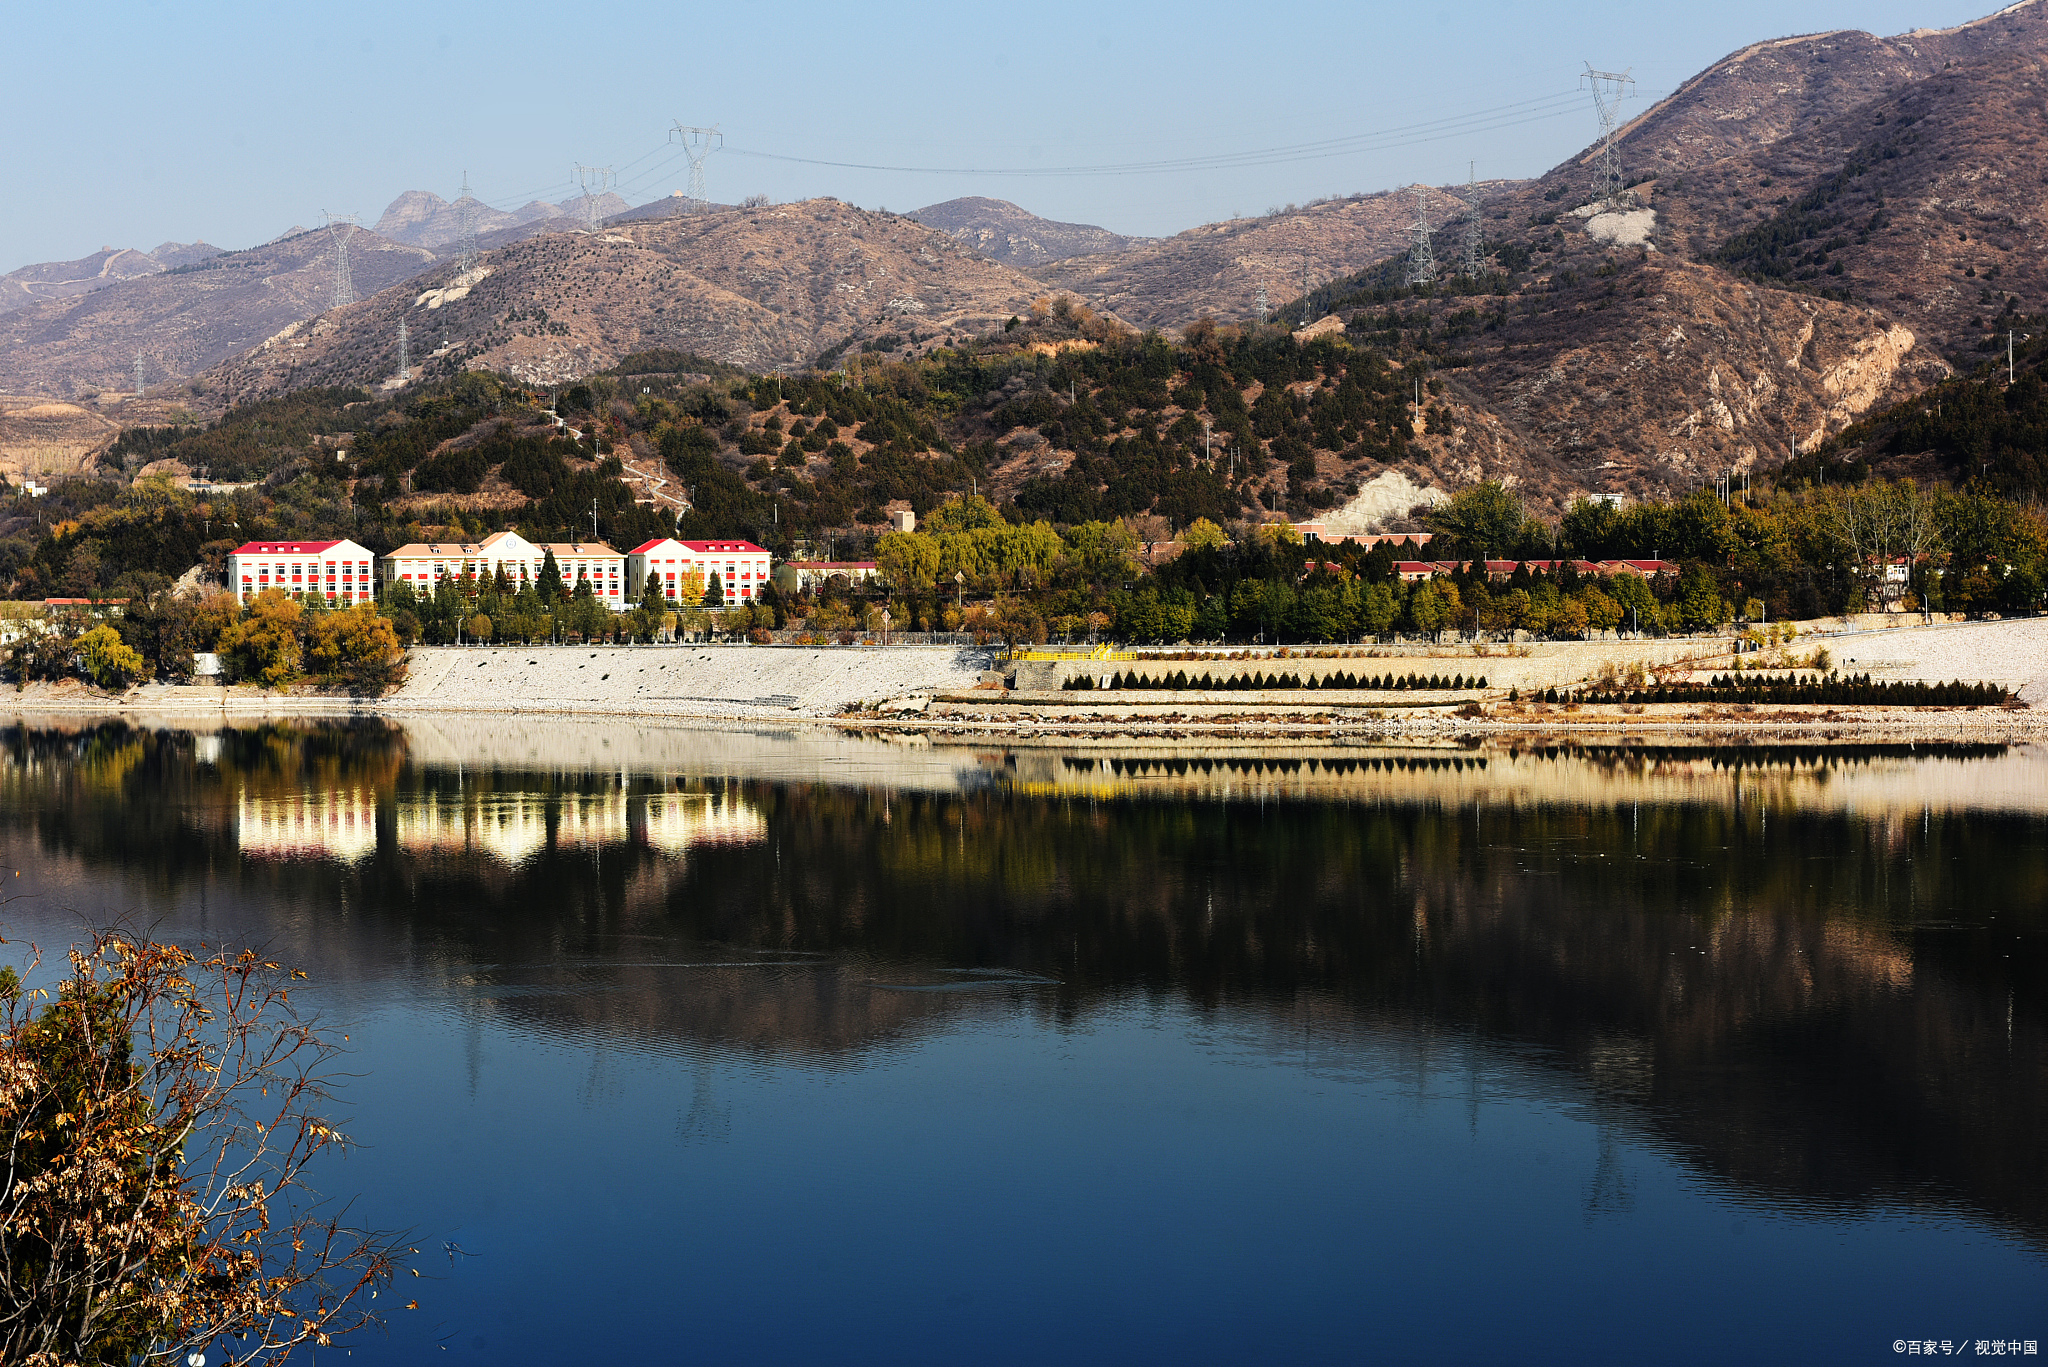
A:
[1814, 480, 1942, 607]
[0, 929, 412, 1365]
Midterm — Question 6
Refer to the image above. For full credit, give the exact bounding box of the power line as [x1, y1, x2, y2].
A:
[722, 90, 1587, 178]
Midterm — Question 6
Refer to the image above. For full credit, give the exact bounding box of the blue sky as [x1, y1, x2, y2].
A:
[1, 0, 2003, 274]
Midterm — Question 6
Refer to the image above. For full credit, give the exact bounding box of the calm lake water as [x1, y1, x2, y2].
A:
[0, 718, 2041, 1364]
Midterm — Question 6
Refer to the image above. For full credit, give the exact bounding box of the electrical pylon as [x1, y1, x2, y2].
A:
[1252, 280, 1269, 325]
[669, 123, 723, 210]
[1461, 164, 1485, 278]
[324, 212, 359, 308]
[1406, 187, 1437, 287]
[134, 351, 145, 399]
[454, 171, 480, 272]
[398, 320, 411, 382]
[1581, 64, 1636, 208]
[572, 165, 614, 232]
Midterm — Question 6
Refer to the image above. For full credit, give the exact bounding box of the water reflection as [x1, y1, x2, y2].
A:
[0, 719, 2042, 1256]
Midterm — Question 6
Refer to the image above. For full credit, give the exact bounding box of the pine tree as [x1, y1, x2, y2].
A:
[705, 571, 725, 607]
[538, 549, 565, 604]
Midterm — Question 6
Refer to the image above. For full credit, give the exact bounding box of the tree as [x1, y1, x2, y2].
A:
[536, 550, 566, 604]
[78, 627, 145, 690]
[1178, 518, 1228, 552]
[0, 929, 409, 1364]
[641, 571, 665, 612]
[1428, 481, 1529, 559]
[302, 607, 407, 693]
[215, 590, 303, 687]
[705, 572, 725, 608]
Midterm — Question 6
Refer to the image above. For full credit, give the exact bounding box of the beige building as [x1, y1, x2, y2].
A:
[379, 530, 628, 608]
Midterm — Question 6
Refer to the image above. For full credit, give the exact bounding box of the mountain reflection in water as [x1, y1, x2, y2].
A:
[0, 719, 2040, 1360]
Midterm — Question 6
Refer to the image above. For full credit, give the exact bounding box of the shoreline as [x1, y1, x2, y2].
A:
[2, 689, 2039, 745]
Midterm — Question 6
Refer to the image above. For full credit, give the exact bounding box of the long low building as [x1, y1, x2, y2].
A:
[378, 530, 629, 607]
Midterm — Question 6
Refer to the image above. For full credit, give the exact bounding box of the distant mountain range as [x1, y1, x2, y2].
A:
[8, 0, 2048, 511]
[0, 241, 221, 316]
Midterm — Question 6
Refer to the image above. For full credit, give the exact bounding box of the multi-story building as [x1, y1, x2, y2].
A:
[227, 539, 378, 606]
[378, 530, 627, 608]
[625, 538, 772, 605]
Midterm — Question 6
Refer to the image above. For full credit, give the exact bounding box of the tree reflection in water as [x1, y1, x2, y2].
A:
[0, 720, 2041, 1248]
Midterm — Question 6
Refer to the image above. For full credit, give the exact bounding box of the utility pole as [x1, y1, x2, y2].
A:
[590, 497, 600, 541]
[573, 164, 615, 232]
[1581, 65, 1636, 209]
[1461, 162, 1485, 278]
[1407, 186, 1437, 287]
[1203, 418, 1212, 465]
[669, 123, 724, 210]
[323, 212, 359, 307]
[454, 171, 481, 273]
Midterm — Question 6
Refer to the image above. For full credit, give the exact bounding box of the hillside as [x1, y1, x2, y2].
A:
[0, 226, 439, 400]
[205, 198, 1067, 399]
[0, 241, 221, 316]
[909, 197, 1147, 267]
[1034, 186, 1512, 331]
[372, 189, 568, 248]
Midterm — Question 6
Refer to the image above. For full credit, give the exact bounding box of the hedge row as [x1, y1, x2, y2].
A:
[1064, 670, 1487, 692]
[1554, 674, 2008, 707]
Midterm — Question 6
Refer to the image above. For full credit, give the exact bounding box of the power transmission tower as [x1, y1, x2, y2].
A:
[324, 212, 359, 308]
[572, 165, 614, 232]
[1301, 255, 1314, 327]
[1252, 280, 1269, 325]
[1461, 163, 1485, 278]
[397, 320, 411, 382]
[1581, 64, 1636, 208]
[134, 350, 146, 399]
[454, 171, 480, 272]
[1406, 187, 1437, 287]
[668, 123, 723, 210]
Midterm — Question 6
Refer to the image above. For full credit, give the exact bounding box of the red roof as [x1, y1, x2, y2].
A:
[230, 540, 343, 556]
[678, 540, 767, 554]
[628, 539, 671, 555]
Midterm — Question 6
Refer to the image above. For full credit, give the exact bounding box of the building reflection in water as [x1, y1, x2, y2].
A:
[237, 784, 766, 864]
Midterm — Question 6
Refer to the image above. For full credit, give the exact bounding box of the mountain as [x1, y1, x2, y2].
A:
[908, 197, 1146, 268]
[373, 190, 564, 248]
[0, 227, 438, 399]
[205, 198, 1068, 399]
[1036, 187, 1511, 331]
[0, 241, 222, 317]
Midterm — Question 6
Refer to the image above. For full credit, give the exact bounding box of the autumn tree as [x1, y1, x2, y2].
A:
[0, 929, 412, 1364]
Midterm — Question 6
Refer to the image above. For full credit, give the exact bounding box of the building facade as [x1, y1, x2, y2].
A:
[227, 539, 377, 606]
[625, 538, 771, 604]
[379, 530, 627, 607]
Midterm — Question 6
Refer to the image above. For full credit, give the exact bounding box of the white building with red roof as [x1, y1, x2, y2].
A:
[377, 530, 627, 607]
[227, 539, 377, 606]
[626, 538, 771, 605]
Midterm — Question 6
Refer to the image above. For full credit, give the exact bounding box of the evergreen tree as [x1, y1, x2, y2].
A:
[642, 569, 666, 611]
[537, 549, 566, 604]
[705, 571, 725, 607]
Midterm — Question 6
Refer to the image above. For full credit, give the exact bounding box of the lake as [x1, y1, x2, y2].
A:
[0, 717, 2041, 1364]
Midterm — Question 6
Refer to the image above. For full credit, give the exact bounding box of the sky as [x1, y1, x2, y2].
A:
[0, 0, 2009, 275]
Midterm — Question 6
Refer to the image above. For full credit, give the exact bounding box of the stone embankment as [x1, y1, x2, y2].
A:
[384, 642, 996, 718]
